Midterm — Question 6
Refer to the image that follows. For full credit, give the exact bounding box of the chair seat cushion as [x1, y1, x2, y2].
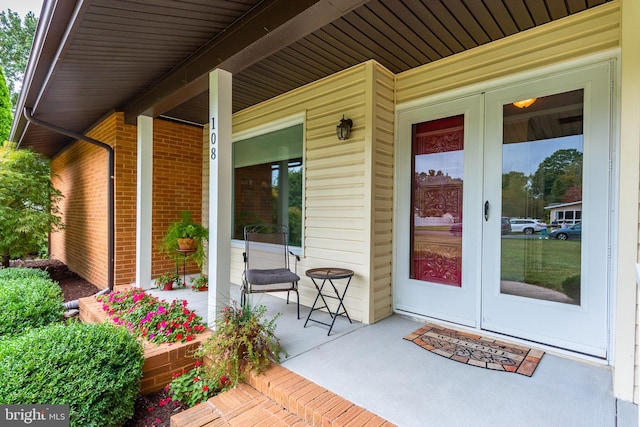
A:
[246, 268, 300, 286]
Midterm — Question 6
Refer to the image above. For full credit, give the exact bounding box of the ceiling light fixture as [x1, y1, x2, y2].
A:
[513, 98, 537, 108]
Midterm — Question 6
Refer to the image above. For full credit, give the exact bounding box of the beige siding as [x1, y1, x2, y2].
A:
[396, 3, 619, 105]
[367, 62, 395, 322]
[620, 0, 640, 404]
[226, 62, 395, 324]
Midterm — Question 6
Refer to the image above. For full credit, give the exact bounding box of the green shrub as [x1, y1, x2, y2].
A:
[198, 301, 284, 388]
[0, 271, 63, 336]
[562, 274, 581, 304]
[0, 322, 144, 427]
[0, 266, 50, 280]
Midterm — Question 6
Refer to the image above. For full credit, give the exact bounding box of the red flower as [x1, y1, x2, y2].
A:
[194, 360, 202, 367]
[186, 335, 193, 341]
[176, 333, 183, 341]
[203, 385, 209, 392]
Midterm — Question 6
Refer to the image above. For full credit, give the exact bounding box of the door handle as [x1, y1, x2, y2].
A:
[484, 201, 489, 221]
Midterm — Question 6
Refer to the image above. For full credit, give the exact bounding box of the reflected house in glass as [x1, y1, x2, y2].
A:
[545, 201, 583, 226]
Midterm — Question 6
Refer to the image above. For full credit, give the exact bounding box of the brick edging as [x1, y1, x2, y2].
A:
[78, 288, 212, 394]
[246, 365, 394, 426]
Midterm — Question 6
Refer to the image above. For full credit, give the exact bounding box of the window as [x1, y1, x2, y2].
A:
[233, 124, 303, 246]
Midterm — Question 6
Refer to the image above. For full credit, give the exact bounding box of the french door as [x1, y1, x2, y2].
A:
[481, 64, 611, 357]
[395, 95, 483, 327]
[395, 62, 611, 357]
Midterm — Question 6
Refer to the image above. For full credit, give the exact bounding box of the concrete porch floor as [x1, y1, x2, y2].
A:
[148, 284, 638, 427]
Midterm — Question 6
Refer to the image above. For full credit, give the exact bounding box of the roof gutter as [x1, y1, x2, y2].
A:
[23, 107, 114, 292]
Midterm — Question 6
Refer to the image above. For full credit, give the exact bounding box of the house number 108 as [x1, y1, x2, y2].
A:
[210, 116, 217, 160]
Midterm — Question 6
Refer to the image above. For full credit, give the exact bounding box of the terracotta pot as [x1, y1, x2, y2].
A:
[163, 281, 174, 291]
[194, 286, 208, 292]
[177, 238, 196, 251]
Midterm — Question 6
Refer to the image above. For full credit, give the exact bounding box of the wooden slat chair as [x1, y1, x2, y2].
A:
[242, 224, 300, 319]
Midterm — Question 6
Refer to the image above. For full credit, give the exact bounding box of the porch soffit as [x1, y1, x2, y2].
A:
[13, 0, 611, 157]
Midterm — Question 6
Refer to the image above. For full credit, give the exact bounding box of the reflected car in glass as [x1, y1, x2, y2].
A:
[549, 222, 582, 240]
[509, 218, 545, 235]
[501, 217, 511, 234]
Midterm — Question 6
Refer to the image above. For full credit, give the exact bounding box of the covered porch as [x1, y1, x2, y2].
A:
[148, 284, 637, 427]
[10, 0, 640, 416]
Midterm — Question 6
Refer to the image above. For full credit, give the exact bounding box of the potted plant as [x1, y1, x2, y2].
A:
[155, 271, 180, 291]
[190, 274, 208, 292]
[197, 301, 284, 387]
[161, 211, 209, 269]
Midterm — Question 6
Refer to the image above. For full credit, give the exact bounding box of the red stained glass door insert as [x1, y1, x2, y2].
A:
[410, 115, 464, 287]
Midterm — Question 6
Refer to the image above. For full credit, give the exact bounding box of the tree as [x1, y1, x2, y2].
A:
[501, 171, 531, 218]
[530, 149, 583, 203]
[0, 10, 37, 111]
[0, 141, 64, 267]
[0, 68, 11, 141]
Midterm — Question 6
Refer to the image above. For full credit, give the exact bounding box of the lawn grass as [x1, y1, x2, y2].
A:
[500, 237, 581, 292]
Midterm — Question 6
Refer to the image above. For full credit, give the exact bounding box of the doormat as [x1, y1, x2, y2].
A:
[404, 324, 544, 377]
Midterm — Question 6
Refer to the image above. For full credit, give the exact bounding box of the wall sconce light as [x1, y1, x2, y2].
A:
[513, 98, 537, 108]
[336, 115, 353, 140]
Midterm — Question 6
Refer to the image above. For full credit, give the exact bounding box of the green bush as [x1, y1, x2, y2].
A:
[0, 270, 63, 336]
[0, 266, 50, 280]
[562, 274, 581, 304]
[0, 322, 144, 427]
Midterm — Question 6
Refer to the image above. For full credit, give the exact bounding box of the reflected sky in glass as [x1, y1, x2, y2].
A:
[503, 135, 582, 175]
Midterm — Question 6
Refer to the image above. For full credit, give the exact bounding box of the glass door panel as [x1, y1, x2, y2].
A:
[410, 115, 464, 287]
[482, 63, 611, 357]
[500, 90, 584, 305]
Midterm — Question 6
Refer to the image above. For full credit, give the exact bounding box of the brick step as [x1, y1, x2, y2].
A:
[170, 383, 308, 426]
[171, 365, 395, 427]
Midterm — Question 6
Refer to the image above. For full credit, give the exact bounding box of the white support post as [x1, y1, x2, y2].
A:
[207, 69, 232, 324]
[136, 115, 153, 289]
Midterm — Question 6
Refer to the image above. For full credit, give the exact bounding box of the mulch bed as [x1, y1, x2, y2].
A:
[7, 258, 187, 427]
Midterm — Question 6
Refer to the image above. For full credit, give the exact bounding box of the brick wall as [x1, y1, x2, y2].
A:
[151, 119, 204, 278]
[50, 115, 116, 288]
[51, 113, 204, 288]
[113, 114, 138, 285]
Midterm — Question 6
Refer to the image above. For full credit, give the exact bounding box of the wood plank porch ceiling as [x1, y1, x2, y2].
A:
[15, 0, 610, 157]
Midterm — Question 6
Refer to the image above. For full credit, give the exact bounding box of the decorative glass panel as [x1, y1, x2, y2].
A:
[410, 115, 464, 287]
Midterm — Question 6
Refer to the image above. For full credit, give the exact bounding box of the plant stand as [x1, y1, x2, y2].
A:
[176, 249, 196, 285]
